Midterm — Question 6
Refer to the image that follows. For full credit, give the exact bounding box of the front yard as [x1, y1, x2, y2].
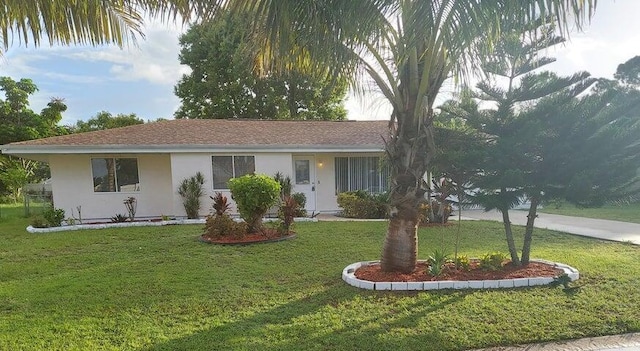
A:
[1, 214, 639, 350]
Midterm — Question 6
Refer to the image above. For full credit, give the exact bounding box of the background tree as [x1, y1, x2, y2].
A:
[174, 12, 347, 120]
[72, 111, 144, 132]
[614, 56, 640, 88]
[0, 77, 68, 201]
[209, 1, 596, 273]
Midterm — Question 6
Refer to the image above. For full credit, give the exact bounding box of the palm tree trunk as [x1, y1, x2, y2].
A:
[381, 214, 419, 273]
[380, 112, 432, 273]
[500, 208, 521, 266]
[521, 196, 540, 265]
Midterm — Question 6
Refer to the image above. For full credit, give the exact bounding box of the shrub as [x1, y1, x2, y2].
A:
[211, 192, 230, 216]
[42, 206, 65, 227]
[337, 191, 387, 219]
[229, 174, 281, 232]
[204, 213, 247, 239]
[291, 192, 307, 217]
[30, 215, 49, 228]
[479, 252, 508, 271]
[418, 199, 453, 224]
[273, 172, 292, 198]
[178, 172, 205, 219]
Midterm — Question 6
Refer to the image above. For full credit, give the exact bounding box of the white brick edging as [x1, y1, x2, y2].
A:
[342, 260, 579, 291]
[26, 216, 317, 233]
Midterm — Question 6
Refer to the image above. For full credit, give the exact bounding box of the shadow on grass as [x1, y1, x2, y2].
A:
[144, 283, 465, 351]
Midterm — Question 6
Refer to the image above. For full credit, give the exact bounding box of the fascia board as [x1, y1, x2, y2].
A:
[1, 144, 384, 155]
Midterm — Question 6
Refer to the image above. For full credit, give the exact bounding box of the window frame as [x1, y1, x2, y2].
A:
[211, 155, 256, 189]
[90, 157, 140, 193]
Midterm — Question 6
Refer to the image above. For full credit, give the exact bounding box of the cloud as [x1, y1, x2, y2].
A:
[59, 23, 190, 85]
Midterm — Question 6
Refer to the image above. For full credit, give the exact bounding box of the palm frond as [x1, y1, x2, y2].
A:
[0, 0, 210, 50]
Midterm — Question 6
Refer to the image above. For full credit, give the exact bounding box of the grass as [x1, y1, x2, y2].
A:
[1, 211, 639, 350]
[538, 201, 640, 224]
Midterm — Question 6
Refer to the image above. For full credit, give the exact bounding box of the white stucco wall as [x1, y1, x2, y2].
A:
[49, 154, 174, 220]
[48, 151, 384, 220]
[169, 153, 293, 217]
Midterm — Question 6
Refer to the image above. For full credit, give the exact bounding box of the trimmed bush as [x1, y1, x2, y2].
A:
[337, 191, 387, 219]
[229, 174, 281, 232]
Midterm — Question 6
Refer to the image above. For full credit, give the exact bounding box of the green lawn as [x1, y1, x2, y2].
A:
[538, 201, 640, 224]
[1, 214, 639, 350]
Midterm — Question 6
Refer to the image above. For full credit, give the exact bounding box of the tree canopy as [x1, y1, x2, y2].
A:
[0, 77, 67, 145]
[72, 111, 145, 133]
[174, 12, 347, 120]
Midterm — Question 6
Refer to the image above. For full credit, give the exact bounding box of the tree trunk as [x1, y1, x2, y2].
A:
[500, 208, 521, 265]
[381, 214, 419, 273]
[380, 112, 433, 273]
[521, 196, 540, 265]
[380, 168, 423, 272]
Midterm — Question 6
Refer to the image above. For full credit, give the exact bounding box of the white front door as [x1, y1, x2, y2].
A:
[292, 156, 316, 213]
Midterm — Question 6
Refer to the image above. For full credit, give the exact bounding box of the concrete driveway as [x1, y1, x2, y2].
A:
[460, 209, 640, 245]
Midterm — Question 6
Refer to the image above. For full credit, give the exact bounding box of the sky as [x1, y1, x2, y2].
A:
[1, 1, 639, 126]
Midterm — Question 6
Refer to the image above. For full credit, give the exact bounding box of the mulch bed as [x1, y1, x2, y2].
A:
[201, 228, 296, 245]
[355, 260, 564, 282]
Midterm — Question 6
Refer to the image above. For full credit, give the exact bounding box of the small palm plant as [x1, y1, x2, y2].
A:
[178, 172, 205, 219]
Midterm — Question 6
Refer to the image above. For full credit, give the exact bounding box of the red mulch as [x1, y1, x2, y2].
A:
[201, 228, 293, 244]
[355, 260, 564, 282]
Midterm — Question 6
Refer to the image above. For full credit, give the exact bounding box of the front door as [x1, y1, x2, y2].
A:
[292, 156, 316, 213]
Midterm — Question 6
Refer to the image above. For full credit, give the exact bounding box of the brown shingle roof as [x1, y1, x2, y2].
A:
[5, 119, 389, 149]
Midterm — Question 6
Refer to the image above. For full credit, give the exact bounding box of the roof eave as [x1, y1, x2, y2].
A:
[1, 144, 385, 155]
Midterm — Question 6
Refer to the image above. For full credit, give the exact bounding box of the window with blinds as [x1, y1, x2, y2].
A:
[335, 156, 389, 194]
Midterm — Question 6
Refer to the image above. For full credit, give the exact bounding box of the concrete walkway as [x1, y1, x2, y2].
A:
[472, 333, 640, 351]
[460, 209, 640, 245]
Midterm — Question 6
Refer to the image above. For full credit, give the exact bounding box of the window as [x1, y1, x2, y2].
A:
[91, 158, 140, 192]
[335, 156, 389, 194]
[294, 160, 310, 184]
[212, 156, 255, 188]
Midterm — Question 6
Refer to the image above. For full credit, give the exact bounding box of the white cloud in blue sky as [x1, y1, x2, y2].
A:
[0, 1, 638, 125]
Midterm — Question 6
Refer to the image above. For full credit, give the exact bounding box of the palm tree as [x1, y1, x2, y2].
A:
[209, 0, 596, 273]
[0, 0, 211, 50]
